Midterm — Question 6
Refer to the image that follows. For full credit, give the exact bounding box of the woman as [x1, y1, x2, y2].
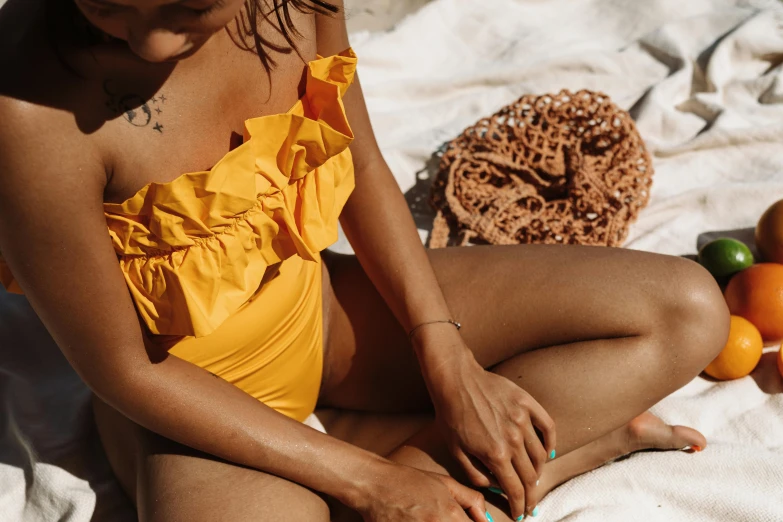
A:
[0, 0, 729, 520]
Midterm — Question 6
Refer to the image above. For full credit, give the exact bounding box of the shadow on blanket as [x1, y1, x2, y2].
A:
[0, 289, 134, 520]
[403, 150, 440, 238]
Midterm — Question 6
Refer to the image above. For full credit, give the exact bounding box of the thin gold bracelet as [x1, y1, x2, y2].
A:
[407, 319, 462, 341]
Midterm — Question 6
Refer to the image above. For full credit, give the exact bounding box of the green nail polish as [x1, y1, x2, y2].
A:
[516, 515, 525, 521]
[488, 486, 504, 495]
[485, 511, 494, 522]
[532, 506, 540, 517]
[549, 449, 556, 459]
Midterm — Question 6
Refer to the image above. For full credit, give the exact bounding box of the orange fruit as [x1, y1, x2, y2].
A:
[756, 199, 783, 263]
[704, 316, 763, 380]
[724, 263, 783, 343]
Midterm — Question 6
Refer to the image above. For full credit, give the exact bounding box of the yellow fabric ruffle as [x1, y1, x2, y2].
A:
[0, 49, 357, 338]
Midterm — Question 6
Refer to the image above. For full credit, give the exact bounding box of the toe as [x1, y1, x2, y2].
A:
[669, 425, 707, 452]
[626, 412, 707, 452]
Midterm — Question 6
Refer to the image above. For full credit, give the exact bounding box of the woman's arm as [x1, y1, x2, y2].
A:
[316, 6, 556, 520]
[316, 9, 456, 348]
[0, 100, 485, 522]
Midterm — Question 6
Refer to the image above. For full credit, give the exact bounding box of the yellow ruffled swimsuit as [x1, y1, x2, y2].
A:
[0, 50, 357, 422]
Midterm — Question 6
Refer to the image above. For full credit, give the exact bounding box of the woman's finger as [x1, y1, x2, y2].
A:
[512, 450, 538, 517]
[437, 474, 488, 522]
[453, 445, 493, 488]
[485, 457, 526, 520]
[524, 396, 557, 460]
[523, 422, 548, 476]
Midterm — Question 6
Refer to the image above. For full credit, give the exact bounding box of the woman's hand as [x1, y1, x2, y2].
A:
[415, 330, 556, 520]
[355, 463, 489, 522]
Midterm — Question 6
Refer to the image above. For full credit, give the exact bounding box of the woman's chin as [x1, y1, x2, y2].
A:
[141, 37, 214, 64]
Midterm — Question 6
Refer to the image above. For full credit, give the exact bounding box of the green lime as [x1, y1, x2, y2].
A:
[698, 238, 754, 278]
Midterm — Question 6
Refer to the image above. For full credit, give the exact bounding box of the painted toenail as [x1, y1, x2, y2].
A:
[693, 445, 702, 452]
[532, 506, 540, 517]
[488, 487, 504, 495]
[549, 449, 556, 459]
[516, 515, 525, 521]
[486, 511, 494, 522]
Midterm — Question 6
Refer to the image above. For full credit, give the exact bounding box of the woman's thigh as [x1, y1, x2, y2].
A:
[318, 244, 727, 412]
[92, 396, 331, 522]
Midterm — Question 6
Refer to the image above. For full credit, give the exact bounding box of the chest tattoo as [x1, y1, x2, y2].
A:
[103, 80, 168, 134]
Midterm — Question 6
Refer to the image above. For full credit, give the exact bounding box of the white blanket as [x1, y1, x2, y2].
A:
[2, 0, 783, 520]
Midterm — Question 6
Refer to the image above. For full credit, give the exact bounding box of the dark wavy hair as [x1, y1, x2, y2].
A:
[235, 1, 338, 70]
[47, 0, 338, 71]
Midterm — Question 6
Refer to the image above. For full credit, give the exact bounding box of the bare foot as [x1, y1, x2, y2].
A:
[378, 413, 706, 521]
[520, 412, 706, 519]
[623, 411, 706, 454]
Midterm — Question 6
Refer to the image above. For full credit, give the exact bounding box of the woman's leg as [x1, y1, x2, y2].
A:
[92, 396, 331, 522]
[374, 412, 703, 521]
[319, 244, 729, 516]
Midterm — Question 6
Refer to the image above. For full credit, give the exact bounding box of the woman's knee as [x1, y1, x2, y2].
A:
[652, 256, 730, 374]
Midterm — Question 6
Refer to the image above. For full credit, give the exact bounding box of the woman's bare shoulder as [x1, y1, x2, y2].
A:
[0, 92, 103, 209]
[0, 18, 104, 201]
